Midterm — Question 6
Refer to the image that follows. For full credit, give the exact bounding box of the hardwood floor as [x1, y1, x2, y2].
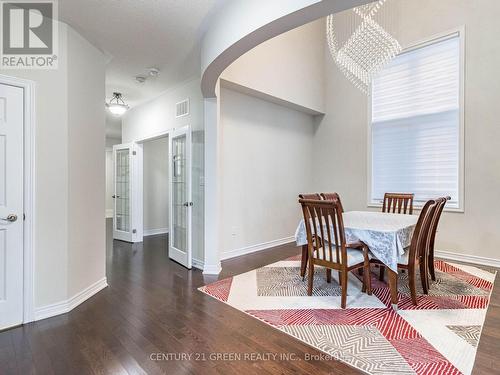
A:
[0, 219, 499, 374]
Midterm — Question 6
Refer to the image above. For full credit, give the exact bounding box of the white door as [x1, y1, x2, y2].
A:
[0, 84, 24, 330]
[169, 127, 192, 269]
[113, 143, 143, 243]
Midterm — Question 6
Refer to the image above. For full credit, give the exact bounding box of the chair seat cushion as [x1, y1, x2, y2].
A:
[314, 246, 370, 267]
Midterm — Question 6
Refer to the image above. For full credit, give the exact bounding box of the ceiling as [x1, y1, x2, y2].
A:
[59, 0, 226, 109]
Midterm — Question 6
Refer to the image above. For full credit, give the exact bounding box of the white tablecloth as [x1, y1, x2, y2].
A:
[295, 211, 418, 272]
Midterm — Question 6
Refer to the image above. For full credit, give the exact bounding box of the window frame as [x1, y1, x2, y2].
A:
[366, 27, 465, 213]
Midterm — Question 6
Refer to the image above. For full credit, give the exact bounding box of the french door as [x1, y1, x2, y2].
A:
[169, 127, 192, 269]
[0, 84, 24, 330]
[113, 143, 143, 243]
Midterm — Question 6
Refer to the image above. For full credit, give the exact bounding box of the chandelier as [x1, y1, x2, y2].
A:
[326, 0, 401, 94]
[106, 92, 130, 116]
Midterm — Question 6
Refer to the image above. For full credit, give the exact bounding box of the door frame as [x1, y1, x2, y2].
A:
[135, 130, 170, 240]
[134, 126, 193, 269]
[0, 74, 36, 323]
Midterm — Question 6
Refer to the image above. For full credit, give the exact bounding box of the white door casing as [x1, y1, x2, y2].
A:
[169, 126, 192, 269]
[113, 143, 143, 243]
[0, 84, 24, 330]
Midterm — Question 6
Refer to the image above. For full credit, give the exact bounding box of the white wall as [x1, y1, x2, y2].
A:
[66, 26, 107, 298]
[143, 137, 169, 234]
[314, 0, 500, 261]
[106, 137, 121, 149]
[221, 18, 325, 114]
[105, 150, 114, 218]
[0, 23, 106, 309]
[122, 78, 204, 262]
[216, 17, 323, 260]
[105, 113, 122, 140]
[220, 87, 315, 258]
[201, 0, 320, 75]
[122, 78, 203, 141]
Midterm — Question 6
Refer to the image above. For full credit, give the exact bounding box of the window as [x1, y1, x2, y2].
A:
[369, 33, 463, 209]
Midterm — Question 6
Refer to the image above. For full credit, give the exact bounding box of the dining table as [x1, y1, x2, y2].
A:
[295, 210, 418, 309]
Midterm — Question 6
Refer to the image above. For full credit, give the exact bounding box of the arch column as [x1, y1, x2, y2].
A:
[203, 83, 222, 274]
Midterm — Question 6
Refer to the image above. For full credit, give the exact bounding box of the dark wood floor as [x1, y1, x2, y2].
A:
[1, 219, 499, 374]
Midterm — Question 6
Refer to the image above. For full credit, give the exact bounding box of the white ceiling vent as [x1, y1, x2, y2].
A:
[176, 99, 190, 118]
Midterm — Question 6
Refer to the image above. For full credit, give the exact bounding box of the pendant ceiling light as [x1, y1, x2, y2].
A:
[106, 92, 129, 116]
[326, 0, 401, 94]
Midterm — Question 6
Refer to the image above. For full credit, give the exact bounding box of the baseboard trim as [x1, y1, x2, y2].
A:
[203, 263, 222, 275]
[192, 258, 204, 270]
[435, 250, 500, 268]
[34, 277, 108, 321]
[221, 236, 295, 261]
[144, 228, 169, 236]
[105, 209, 113, 218]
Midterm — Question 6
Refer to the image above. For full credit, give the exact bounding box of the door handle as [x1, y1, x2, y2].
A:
[183, 202, 193, 207]
[112, 195, 120, 199]
[0, 214, 17, 222]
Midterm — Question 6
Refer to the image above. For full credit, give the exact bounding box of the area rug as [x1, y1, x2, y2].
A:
[199, 255, 496, 375]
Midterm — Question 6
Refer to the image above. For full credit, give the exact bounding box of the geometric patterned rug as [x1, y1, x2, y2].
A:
[199, 255, 496, 375]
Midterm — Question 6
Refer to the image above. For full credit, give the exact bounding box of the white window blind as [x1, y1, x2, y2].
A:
[371, 35, 461, 207]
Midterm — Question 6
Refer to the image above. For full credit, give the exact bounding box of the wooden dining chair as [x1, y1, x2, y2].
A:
[319, 193, 346, 281]
[428, 196, 450, 281]
[299, 198, 372, 308]
[298, 193, 322, 278]
[378, 192, 415, 280]
[299, 193, 321, 200]
[382, 193, 414, 214]
[320, 192, 344, 212]
[323, 193, 358, 277]
[372, 199, 438, 305]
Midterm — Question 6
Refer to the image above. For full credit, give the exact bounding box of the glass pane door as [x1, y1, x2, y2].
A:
[113, 143, 143, 243]
[169, 127, 192, 268]
[172, 135, 187, 251]
[115, 148, 130, 233]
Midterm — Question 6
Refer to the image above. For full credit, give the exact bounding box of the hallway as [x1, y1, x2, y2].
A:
[0, 220, 366, 374]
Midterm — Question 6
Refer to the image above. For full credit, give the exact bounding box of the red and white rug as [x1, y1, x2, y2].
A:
[199, 255, 496, 375]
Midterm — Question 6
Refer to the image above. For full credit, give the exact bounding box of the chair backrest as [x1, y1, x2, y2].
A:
[407, 199, 438, 265]
[320, 192, 344, 212]
[298, 193, 321, 200]
[428, 196, 450, 254]
[299, 198, 346, 267]
[383, 193, 414, 214]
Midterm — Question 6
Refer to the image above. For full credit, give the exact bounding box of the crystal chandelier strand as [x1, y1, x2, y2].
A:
[326, 0, 401, 95]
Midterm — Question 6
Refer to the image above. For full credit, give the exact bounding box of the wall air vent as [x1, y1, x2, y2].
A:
[176, 99, 190, 118]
